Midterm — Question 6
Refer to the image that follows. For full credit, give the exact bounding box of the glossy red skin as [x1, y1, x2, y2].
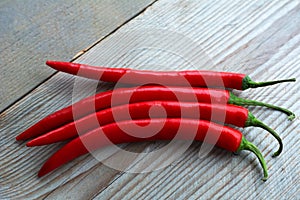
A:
[46, 61, 245, 90]
[38, 118, 242, 177]
[16, 86, 230, 140]
[28, 101, 248, 146]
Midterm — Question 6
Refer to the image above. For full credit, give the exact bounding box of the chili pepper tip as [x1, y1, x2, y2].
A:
[38, 169, 47, 177]
[26, 141, 34, 147]
[46, 60, 67, 72]
[15, 135, 22, 141]
[46, 60, 80, 75]
[16, 133, 29, 141]
[15, 134, 29, 141]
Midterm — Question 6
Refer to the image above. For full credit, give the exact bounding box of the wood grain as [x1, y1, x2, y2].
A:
[0, 0, 156, 112]
[1, 0, 300, 199]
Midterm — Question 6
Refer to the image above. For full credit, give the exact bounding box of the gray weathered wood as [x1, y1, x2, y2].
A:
[1, 0, 299, 199]
[0, 0, 156, 112]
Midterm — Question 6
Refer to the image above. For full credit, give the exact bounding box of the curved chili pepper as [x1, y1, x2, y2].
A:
[37, 118, 268, 181]
[27, 101, 282, 156]
[16, 86, 295, 141]
[46, 60, 295, 90]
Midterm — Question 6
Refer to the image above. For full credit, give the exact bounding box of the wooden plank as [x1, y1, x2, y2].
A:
[76, 0, 300, 199]
[0, 0, 156, 112]
[1, 0, 299, 199]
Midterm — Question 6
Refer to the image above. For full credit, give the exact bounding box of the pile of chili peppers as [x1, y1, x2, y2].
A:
[16, 60, 296, 181]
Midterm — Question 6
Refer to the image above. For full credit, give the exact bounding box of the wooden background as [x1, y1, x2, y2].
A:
[1, 0, 299, 199]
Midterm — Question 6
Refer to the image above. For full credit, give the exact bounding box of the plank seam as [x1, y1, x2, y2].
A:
[0, 0, 159, 115]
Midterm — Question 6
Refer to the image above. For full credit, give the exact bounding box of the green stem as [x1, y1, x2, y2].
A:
[245, 112, 282, 157]
[237, 136, 268, 181]
[229, 93, 296, 120]
[242, 75, 296, 90]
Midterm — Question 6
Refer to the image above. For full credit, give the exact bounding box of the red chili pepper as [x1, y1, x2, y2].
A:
[16, 86, 295, 141]
[27, 101, 282, 156]
[37, 118, 268, 181]
[46, 60, 295, 90]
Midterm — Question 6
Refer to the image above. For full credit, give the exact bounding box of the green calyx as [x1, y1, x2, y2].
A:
[241, 75, 296, 90]
[237, 136, 268, 181]
[245, 112, 282, 157]
[228, 93, 296, 120]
